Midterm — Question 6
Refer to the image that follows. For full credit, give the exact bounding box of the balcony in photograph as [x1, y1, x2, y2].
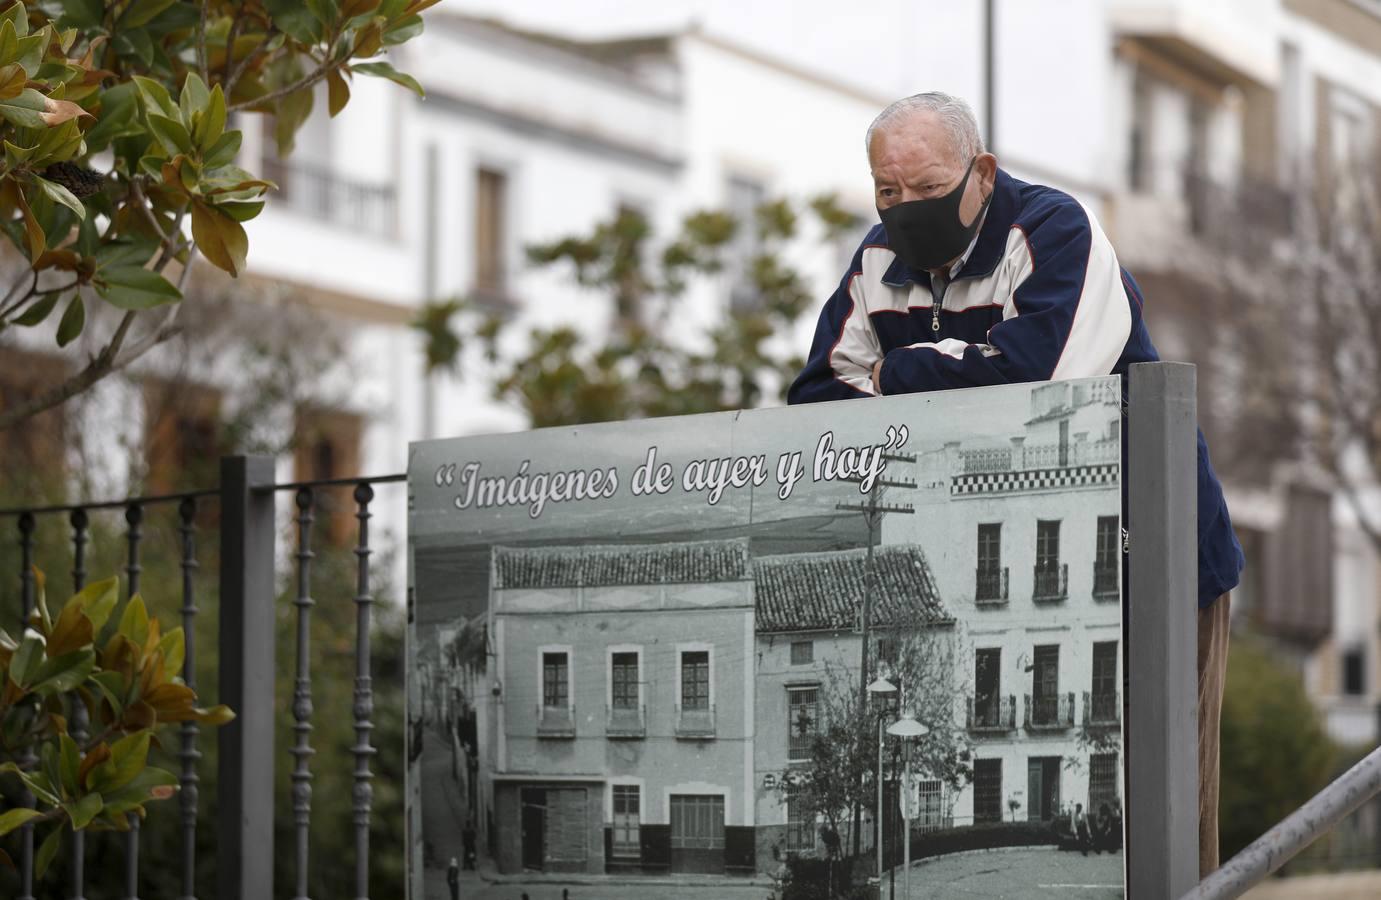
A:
[1093, 562, 1120, 601]
[1024, 692, 1075, 731]
[966, 694, 1017, 734]
[536, 703, 576, 738]
[1083, 691, 1121, 727]
[606, 703, 647, 739]
[975, 567, 1009, 606]
[1033, 563, 1069, 603]
[674, 703, 716, 739]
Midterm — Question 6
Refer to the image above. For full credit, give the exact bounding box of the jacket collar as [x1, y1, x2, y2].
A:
[880, 167, 1022, 288]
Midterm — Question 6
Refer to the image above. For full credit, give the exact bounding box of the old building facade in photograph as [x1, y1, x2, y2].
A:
[887, 379, 1124, 828]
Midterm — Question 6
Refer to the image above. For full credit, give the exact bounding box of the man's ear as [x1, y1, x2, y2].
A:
[976, 152, 998, 193]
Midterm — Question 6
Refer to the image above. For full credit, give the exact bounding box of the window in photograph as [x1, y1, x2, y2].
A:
[785, 795, 813, 852]
[1089, 753, 1120, 816]
[875, 637, 898, 666]
[1031, 645, 1060, 725]
[611, 652, 639, 709]
[1091, 641, 1118, 723]
[974, 759, 1003, 823]
[917, 780, 945, 833]
[790, 640, 814, 665]
[787, 686, 819, 763]
[542, 651, 569, 708]
[612, 785, 641, 858]
[1027, 756, 1062, 822]
[670, 794, 724, 849]
[1094, 516, 1120, 596]
[1035, 520, 1064, 600]
[974, 648, 1001, 725]
[977, 523, 1003, 601]
[1343, 646, 1366, 697]
[681, 650, 710, 710]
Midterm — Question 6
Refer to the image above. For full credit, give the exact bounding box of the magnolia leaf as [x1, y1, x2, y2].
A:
[34, 824, 61, 878]
[383, 13, 423, 46]
[130, 75, 176, 118]
[34, 249, 81, 271]
[190, 200, 248, 276]
[351, 61, 423, 97]
[11, 631, 44, 686]
[0, 808, 43, 837]
[72, 576, 120, 632]
[95, 265, 181, 310]
[353, 23, 382, 58]
[31, 650, 94, 696]
[13, 291, 60, 326]
[194, 84, 226, 152]
[155, 627, 184, 678]
[147, 112, 192, 156]
[202, 129, 241, 168]
[0, 62, 24, 100]
[60, 733, 81, 796]
[32, 174, 86, 220]
[46, 597, 93, 657]
[124, 0, 177, 29]
[76, 742, 110, 790]
[89, 730, 150, 794]
[0, 762, 60, 806]
[0, 3, 27, 38]
[99, 766, 177, 809]
[39, 97, 90, 126]
[7, 181, 46, 260]
[55, 291, 83, 347]
[220, 199, 264, 222]
[0, 87, 48, 128]
[62, 792, 102, 830]
[178, 71, 209, 122]
[327, 67, 349, 117]
[191, 703, 236, 725]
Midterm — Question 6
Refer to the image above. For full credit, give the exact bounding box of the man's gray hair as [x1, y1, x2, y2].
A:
[866, 92, 985, 162]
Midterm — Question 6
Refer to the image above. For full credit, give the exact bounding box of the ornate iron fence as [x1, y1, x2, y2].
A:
[1, 456, 404, 900]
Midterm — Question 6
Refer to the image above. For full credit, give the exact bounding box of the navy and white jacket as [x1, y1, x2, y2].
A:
[788, 168, 1244, 608]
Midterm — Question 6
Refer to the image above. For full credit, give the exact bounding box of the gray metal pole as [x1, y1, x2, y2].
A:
[218, 455, 277, 900]
[1181, 746, 1381, 900]
[1128, 362, 1199, 899]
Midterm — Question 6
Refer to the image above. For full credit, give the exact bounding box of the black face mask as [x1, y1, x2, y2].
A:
[878, 157, 992, 272]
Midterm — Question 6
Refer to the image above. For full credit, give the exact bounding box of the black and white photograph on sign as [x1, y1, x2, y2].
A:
[406, 376, 1126, 900]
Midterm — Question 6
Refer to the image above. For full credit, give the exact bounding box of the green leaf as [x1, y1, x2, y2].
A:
[95, 265, 182, 310]
[56, 0, 103, 30]
[100, 765, 177, 810]
[265, 0, 325, 43]
[40, 741, 63, 802]
[71, 576, 120, 632]
[273, 87, 313, 157]
[112, 28, 154, 67]
[156, 627, 185, 678]
[123, 0, 176, 28]
[61, 792, 102, 830]
[118, 595, 149, 648]
[60, 734, 81, 796]
[352, 61, 424, 97]
[194, 85, 226, 152]
[12, 291, 60, 327]
[30, 650, 95, 696]
[178, 72, 209, 122]
[146, 113, 193, 156]
[55, 291, 84, 347]
[219, 199, 264, 222]
[0, 3, 27, 39]
[130, 75, 177, 119]
[95, 235, 160, 269]
[203, 129, 241, 169]
[32, 175, 86, 220]
[382, 13, 423, 46]
[10, 632, 44, 686]
[34, 825, 61, 878]
[0, 762, 60, 806]
[90, 730, 150, 794]
[0, 808, 42, 837]
[84, 84, 141, 153]
[190, 201, 248, 276]
[0, 88, 49, 129]
[89, 671, 126, 717]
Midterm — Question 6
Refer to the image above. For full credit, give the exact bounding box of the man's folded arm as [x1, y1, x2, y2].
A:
[787, 264, 880, 404]
[877, 204, 1132, 393]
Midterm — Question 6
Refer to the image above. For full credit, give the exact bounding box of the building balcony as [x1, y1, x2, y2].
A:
[1033, 564, 1069, 603]
[261, 157, 397, 238]
[674, 703, 716, 739]
[1024, 692, 1075, 731]
[975, 567, 1009, 606]
[958, 439, 1119, 475]
[967, 694, 1017, 734]
[1093, 562, 1119, 601]
[1084, 691, 1121, 727]
[536, 703, 576, 738]
[606, 703, 646, 739]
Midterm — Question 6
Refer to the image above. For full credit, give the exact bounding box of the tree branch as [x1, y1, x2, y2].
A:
[228, 56, 342, 112]
[197, 1, 209, 84]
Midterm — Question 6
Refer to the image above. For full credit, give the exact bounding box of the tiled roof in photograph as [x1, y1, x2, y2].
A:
[755, 545, 952, 634]
[493, 538, 752, 589]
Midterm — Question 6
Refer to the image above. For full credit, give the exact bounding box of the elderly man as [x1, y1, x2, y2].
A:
[788, 92, 1244, 877]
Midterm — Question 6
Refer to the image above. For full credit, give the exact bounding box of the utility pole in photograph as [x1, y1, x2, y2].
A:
[839, 448, 916, 860]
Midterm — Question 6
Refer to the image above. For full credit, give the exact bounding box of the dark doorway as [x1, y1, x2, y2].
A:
[1026, 757, 1061, 822]
[521, 788, 546, 870]
[670, 794, 725, 873]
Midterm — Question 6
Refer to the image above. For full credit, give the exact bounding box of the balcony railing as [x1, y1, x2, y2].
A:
[966, 694, 1017, 733]
[958, 439, 1119, 475]
[1024, 691, 1075, 731]
[674, 702, 716, 739]
[1093, 561, 1119, 599]
[606, 703, 646, 739]
[262, 157, 397, 238]
[1033, 563, 1069, 603]
[1084, 691, 1120, 726]
[975, 567, 1009, 605]
[537, 703, 576, 738]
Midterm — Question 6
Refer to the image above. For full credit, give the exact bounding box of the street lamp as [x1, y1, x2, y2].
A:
[867, 677, 897, 886]
[887, 713, 929, 900]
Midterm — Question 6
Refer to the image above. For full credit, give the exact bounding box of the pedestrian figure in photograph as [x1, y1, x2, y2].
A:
[447, 856, 460, 900]
[1074, 802, 1091, 856]
[463, 819, 478, 870]
[788, 91, 1245, 877]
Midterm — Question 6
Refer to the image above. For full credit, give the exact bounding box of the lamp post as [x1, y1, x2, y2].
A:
[867, 677, 898, 886]
[887, 713, 929, 900]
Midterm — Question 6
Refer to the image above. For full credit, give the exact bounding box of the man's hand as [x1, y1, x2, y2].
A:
[872, 358, 884, 395]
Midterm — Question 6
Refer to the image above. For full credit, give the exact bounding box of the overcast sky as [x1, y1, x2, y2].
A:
[442, 0, 988, 101]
